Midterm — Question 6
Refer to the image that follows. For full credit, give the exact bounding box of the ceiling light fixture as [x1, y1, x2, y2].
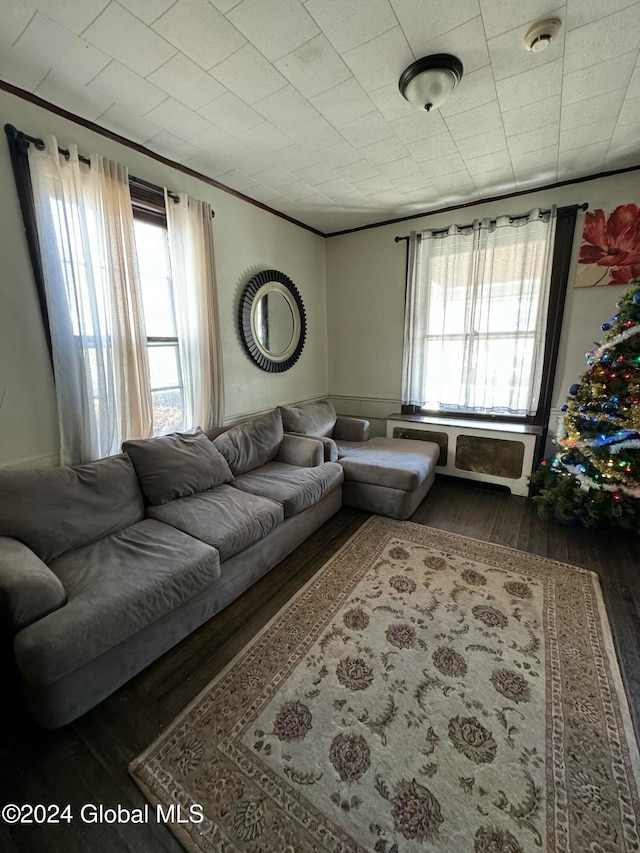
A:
[398, 54, 463, 112]
[523, 18, 562, 52]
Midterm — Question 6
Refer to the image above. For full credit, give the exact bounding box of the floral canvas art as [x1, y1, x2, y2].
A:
[575, 204, 640, 287]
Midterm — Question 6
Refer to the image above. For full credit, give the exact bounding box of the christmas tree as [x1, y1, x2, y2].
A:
[531, 277, 640, 529]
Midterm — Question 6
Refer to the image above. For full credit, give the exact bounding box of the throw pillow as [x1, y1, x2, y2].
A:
[279, 398, 337, 437]
[123, 429, 234, 506]
[213, 409, 283, 475]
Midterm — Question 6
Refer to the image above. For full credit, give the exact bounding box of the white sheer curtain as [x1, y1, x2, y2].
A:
[29, 136, 152, 465]
[402, 208, 556, 417]
[165, 192, 224, 430]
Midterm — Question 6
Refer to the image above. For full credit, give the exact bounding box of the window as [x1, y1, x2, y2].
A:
[402, 207, 577, 426]
[133, 217, 185, 435]
[9, 128, 222, 465]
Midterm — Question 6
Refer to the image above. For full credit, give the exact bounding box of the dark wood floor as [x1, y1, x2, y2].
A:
[1, 476, 639, 852]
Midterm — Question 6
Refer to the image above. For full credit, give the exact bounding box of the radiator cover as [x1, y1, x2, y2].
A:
[388, 417, 540, 496]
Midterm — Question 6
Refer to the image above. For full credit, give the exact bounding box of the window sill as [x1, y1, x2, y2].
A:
[388, 412, 544, 436]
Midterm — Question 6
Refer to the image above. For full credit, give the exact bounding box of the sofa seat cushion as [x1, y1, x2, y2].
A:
[336, 437, 439, 492]
[147, 485, 284, 560]
[15, 519, 220, 685]
[232, 461, 344, 518]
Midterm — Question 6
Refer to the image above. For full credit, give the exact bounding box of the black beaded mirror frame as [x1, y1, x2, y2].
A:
[239, 269, 307, 373]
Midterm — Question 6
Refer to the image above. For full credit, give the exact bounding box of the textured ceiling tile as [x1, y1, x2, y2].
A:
[488, 19, 564, 83]
[117, 0, 176, 25]
[293, 162, 338, 184]
[340, 111, 394, 148]
[359, 137, 410, 165]
[227, 0, 319, 62]
[440, 65, 497, 116]
[144, 98, 213, 140]
[618, 98, 640, 127]
[17, 11, 110, 84]
[305, 0, 397, 54]
[213, 169, 256, 191]
[333, 159, 381, 181]
[226, 147, 272, 174]
[98, 103, 160, 143]
[508, 122, 559, 156]
[281, 180, 317, 200]
[565, 0, 639, 30]
[430, 169, 476, 192]
[311, 78, 374, 126]
[557, 140, 608, 174]
[248, 184, 283, 203]
[510, 144, 557, 174]
[270, 144, 319, 171]
[35, 70, 114, 121]
[390, 0, 480, 44]
[148, 54, 226, 110]
[87, 61, 168, 116]
[289, 116, 344, 150]
[236, 121, 292, 154]
[560, 89, 626, 131]
[445, 99, 502, 140]
[212, 43, 287, 103]
[465, 148, 512, 174]
[274, 34, 351, 98]
[415, 151, 466, 177]
[342, 27, 412, 94]
[456, 127, 508, 159]
[479, 0, 564, 39]
[559, 119, 612, 152]
[181, 150, 232, 176]
[35, 0, 110, 35]
[562, 52, 636, 105]
[412, 16, 490, 76]
[254, 85, 320, 129]
[316, 141, 363, 168]
[564, 5, 640, 74]
[378, 157, 423, 180]
[608, 121, 640, 153]
[471, 164, 516, 191]
[502, 95, 561, 137]
[190, 123, 244, 158]
[199, 91, 264, 134]
[0, 40, 50, 92]
[152, 0, 245, 70]
[209, 0, 245, 12]
[391, 110, 447, 143]
[253, 165, 298, 188]
[0, 0, 37, 44]
[626, 60, 640, 98]
[407, 131, 459, 162]
[496, 58, 561, 111]
[369, 83, 416, 122]
[147, 130, 199, 161]
[83, 4, 175, 77]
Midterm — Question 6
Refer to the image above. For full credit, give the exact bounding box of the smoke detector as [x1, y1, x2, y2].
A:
[524, 18, 562, 52]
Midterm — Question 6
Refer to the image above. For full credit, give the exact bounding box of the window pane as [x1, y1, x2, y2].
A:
[134, 219, 177, 337]
[152, 389, 184, 435]
[148, 344, 180, 389]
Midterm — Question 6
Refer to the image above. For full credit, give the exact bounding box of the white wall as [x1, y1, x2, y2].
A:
[0, 88, 327, 468]
[326, 171, 640, 435]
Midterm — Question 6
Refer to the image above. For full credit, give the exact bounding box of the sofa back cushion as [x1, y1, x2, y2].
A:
[213, 409, 283, 475]
[123, 429, 234, 506]
[0, 454, 145, 563]
[279, 398, 337, 437]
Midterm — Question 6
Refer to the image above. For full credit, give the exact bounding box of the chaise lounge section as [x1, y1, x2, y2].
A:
[279, 399, 439, 519]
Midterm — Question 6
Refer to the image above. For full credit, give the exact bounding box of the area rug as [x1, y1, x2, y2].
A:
[130, 516, 640, 852]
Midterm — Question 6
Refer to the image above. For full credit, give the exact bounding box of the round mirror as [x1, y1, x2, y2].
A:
[239, 270, 306, 372]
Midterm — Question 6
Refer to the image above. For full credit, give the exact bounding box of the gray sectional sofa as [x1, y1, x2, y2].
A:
[279, 399, 439, 519]
[0, 410, 343, 727]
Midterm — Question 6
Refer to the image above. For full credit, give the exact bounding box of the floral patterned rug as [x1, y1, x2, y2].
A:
[130, 516, 640, 852]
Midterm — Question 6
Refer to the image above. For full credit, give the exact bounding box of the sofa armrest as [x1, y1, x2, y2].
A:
[0, 537, 67, 634]
[276, 434, 325, 467]
[333, 415, 370, 443]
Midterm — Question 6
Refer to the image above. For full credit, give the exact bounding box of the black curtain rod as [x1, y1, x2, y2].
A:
[394, 202, 589, 242]
[4, 123, 215, 215]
